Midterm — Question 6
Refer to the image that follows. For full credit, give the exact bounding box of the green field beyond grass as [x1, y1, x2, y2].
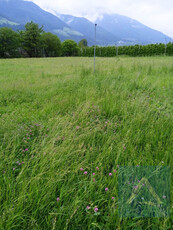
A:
[0, 57, 173, 229]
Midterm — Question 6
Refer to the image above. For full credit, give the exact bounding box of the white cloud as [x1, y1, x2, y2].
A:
[30, 0, 173, 38]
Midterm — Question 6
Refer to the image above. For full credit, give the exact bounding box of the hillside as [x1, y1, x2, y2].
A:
[0, 0, 84, 42]
[0, 0, 172, 45]
[96, 14, 173, 45]
[59, 14, 120, 46]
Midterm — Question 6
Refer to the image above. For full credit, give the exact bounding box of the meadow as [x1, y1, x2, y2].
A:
[0, 56, 173, 229]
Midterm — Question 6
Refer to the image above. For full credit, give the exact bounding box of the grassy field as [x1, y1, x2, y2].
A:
[0, 57, 173, 229]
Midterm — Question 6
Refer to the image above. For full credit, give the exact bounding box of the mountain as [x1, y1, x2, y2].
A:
[96, 14, 173, 45]
[58, 14, 119, 46]
[0, 0, 84, 42]
[0, 0, 172, 45]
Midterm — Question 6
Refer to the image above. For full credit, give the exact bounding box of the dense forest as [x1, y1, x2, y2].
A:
[0, 22, 173, 58]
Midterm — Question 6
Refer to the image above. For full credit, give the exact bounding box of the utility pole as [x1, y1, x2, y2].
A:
[94, 23, 97, 73]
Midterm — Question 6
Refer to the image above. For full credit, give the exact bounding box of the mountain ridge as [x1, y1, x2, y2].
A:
[0, 0, 172, 45]
[0, 0, 85, 42]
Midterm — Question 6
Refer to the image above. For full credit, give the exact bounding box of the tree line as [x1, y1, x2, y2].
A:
[1, 21, 173, 58]
[0, 22, 87, 58]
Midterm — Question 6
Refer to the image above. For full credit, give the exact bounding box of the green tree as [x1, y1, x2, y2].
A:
[0, 27, 20, 58]
[62, 39, 79, 56]
[22, 21, 44, 57]
[78, 39, 88, 48]
[41, 32, 61, 57]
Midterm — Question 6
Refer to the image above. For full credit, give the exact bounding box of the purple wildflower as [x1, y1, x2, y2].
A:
[84, 171, 88, 175]
[109, 173, 112, 176]
[94, 207, 98, 212]
[56, 197, 60, 202]
[105, 187, 109, 191]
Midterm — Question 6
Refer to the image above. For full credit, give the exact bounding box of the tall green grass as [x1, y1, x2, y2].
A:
[0, 57, 173, 229]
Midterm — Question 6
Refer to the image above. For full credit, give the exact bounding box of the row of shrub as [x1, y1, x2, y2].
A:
[80, 43, 173, 57]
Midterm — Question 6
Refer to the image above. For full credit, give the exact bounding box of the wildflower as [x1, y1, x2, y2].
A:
[112, 197, 115, 200]
[93, 173, 95, 176]
[56, 197, 60, 202]
[113, 169, 117, 173]
[109, 173, 112, 176]
[96, 167, 99, 170]
[13, 168, 15, 171]
[84, 171, 88, 175]
[86, 206, 91, 210]
[94, 207, 98, 212]
[25, 148, 28, 151]
[80, 168, 84, 171]
[134, 186, 138, 190]
[105, 187, 109, 191]
[93, 178, 96, 182]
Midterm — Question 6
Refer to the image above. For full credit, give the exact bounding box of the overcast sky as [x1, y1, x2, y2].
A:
[30, 0, 173, 38]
